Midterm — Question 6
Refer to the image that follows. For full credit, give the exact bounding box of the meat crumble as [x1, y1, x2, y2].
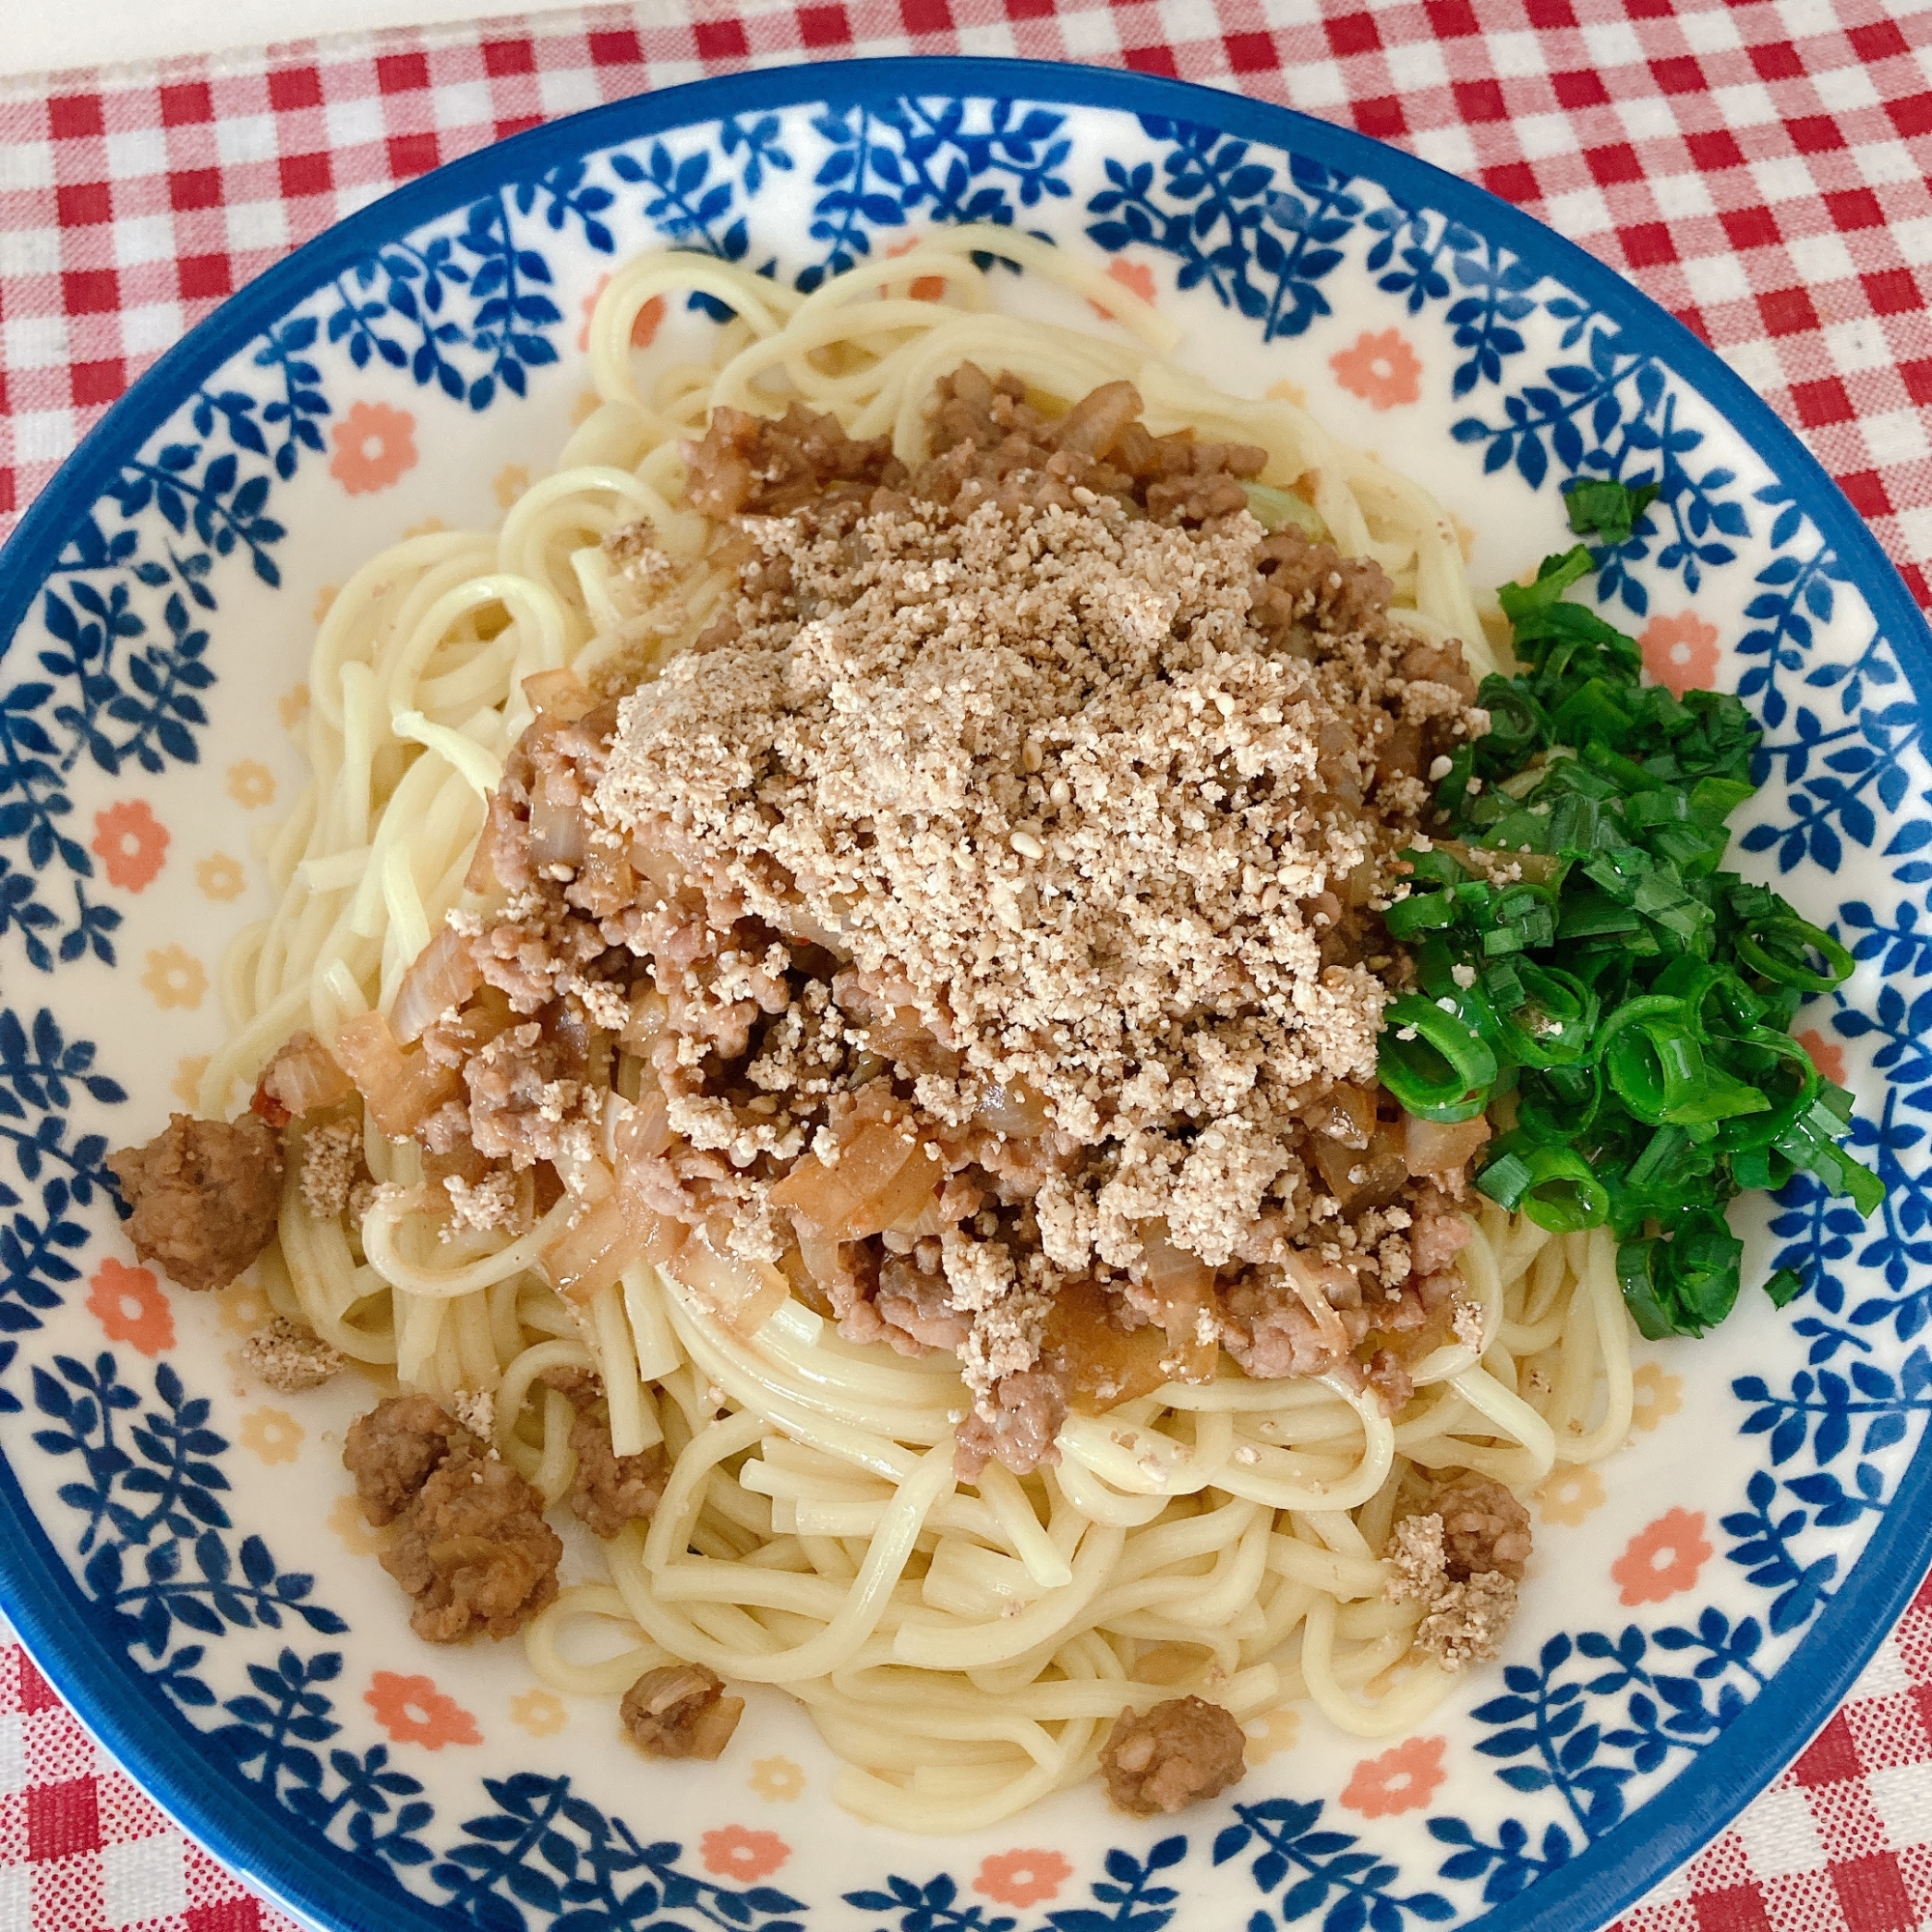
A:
[619, 1662, 744, 1761]
[108, 1113, 284, 1293]
[1099, 1694, 1247, 1815]
[1384, 1469, 1534, 1670]
[343, 1394, 561, 1642]
[369, 367, 1489, 1478]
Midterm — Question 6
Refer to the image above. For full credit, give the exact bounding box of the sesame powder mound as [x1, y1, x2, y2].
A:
[596, 493, 1414, 1145]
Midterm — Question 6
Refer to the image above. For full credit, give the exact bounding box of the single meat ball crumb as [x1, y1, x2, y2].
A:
[382, 1447, 561, 1642]
[343, 1394, 476, 1526]
[569, 1408, 668, 1538]
[1384, 1470, 1533, 1671]
[298, 1120, 363, 1220]
[619, 1662, 744, 1760]
[241, 1315, 343, 1393]
[1099, 1695, 1246, 1815]
[1432, 1469, 1533, 1582]
[108, 1113, 285, 1293]
[1416, 1569, 1519, 1671]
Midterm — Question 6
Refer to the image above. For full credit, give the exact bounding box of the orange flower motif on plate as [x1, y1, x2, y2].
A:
[195, 853, 245, 902]
[329, 401, 418, 496]
[311, 585, 338, 625]
[578, 273, 666, 353]
[1330, 328, 1422, 410]
[1639, 611, 1719, 697]
[975, 1850, 1072, 1909]
[1796, 1028, 1846, 1089]
[1090, 254, 1156, 322]
[92, 801, 169, 892]
[1340, 1735, 1447, 1818]
[1612, 1507, 1712, 1605]
[327, 1492, 391, 1555]
[173, 1055, 209, 1109]
[280, 682, 312, 730]
[886, 235, 947, 302]
[1535, 1463, 1605, 1526]
[494, 464, 530, 509]
[239, 1407, 302, 1465]
[698, 1827, 789, 1884]
[748, 1756, 806, 1802]
[86, 1259, 174, 1356]
[1631, 1361, 1684, 1433]
[227, 759, 275, 809]
[142, 946, 207, 1010]
[1244, 1706, 1299, 1763]
[1265, 376, 1307, 408]
[404, 515, 447, 538]
[365, 1671, 482, 1749]
[509, 1690, 566, 1737]
[216, 1280, 270, 1337]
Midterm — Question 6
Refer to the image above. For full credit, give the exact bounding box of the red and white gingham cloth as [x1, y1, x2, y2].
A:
[1, 2, 1930, 1927]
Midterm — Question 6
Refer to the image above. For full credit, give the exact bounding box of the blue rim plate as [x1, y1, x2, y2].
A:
[1, 57, 1929, 1932]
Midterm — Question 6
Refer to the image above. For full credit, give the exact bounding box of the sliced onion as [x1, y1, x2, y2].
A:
[1304, 1081, 1375, 1150]
[769, 1118, 943, 1241]
[528, 790, 589, 870]
[1403, 1110, 1491, 1177]
[975, 1080, 1051, 1138]
[391, 925, 483, 1044]
[629, 838, 684, 900]
[539, 1188, 639, 1304]
[1308, 1125, 1407, 1213]
[612, 1084, 674, 1167]
[674, 1236, 788, 1338]
[1137, 1220, 1217, 1383]
[1041, 1275, 1172, 1408]
[262, 1031, 355, 1116]
[522, 668, 594, 724]
[332, 1010, 462, 1138]
[1281, 1253, 1353, 1358]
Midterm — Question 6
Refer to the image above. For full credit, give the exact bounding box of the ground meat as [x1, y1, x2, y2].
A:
[382, 1446, 562, 1641]
[1384, 1470, 1534, 1671]
[569, 1408, 669, 1539]
[343, 1394, 476, 1526]
[686, 401, 905, 520]
[241, 1315, 343, 1393]
[619, 1662, 745, 1760]
[1099, 1695, 1247, 1815]
[108, 1113, 285, 1293]
[464, 1012, 599, 1169]
[1432, 1469, 1533, 1582]
[952, 1369, 1067, 1480]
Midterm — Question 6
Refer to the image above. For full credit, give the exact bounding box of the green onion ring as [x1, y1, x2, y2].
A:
[1378, 993, 1496, 1123]
[1495, 961, 1600, 1068]
[1735, 916, 1855, 992]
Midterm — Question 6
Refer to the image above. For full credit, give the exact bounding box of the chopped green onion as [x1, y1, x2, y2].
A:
[1563, 476, 1660, 546]
[1240, 480, 1328, 539]
[1763, 1267, 1803, 1310]
[1477, 1141, 1608, 1232]
[1734, 916, 1855, 993]
[1378, 993, 1495, 1122]
[1377, 518, 1883, 1347]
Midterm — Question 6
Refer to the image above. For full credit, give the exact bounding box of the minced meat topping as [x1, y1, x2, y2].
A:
[372, 368, 1491, 1475]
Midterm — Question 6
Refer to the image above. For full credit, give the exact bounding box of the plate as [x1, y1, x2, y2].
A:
[1, 56, 1928, 1932]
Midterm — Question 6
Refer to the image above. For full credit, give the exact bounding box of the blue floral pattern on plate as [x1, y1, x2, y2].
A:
[0, 58, 1927, 1932]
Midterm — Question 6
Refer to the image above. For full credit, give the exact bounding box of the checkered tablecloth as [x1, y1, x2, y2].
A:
[2, 2, 1930, 1927]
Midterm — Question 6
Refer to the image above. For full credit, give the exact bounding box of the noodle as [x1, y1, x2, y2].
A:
[206, 227, 1629, 1829]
